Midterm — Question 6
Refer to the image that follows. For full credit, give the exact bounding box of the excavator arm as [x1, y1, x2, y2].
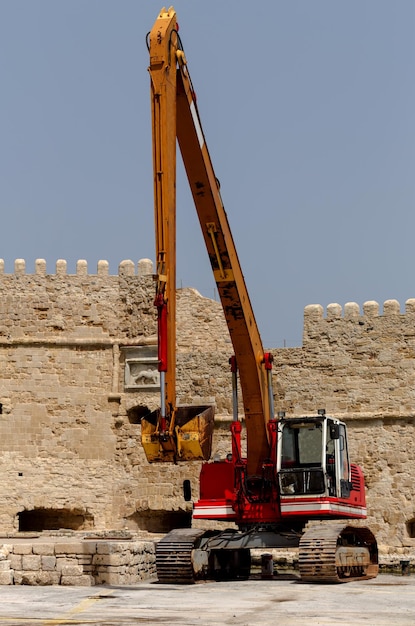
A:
[143, 7, 274, 474]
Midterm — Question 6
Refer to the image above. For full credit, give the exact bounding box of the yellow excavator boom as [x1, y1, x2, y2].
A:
[143, 7, 273, 474]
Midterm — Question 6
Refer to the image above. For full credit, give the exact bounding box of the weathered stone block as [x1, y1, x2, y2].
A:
[96, 542, 125, 555]
[78, 541, 97, 555]
[77, 556, 93, 565]
[93, 553, 128, 566]
[9, 554, 22, 570]
[60, 564, 84, 576]
[41, 555, 57, 571]
[54, 542, 85, 555]
[0, 560, 11, 571]
[22, 555, 41, 571]
[0, 570, 13, 585]
[93, 571, 127, 585]
[12, 544, 33, 555]
[14, 570, 60, 585]
[33, 543, 55, 556]
[37, 571, 61, 586]
[61, 575, 95, 586]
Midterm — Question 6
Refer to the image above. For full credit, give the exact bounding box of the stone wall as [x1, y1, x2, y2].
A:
[0, 534, 155, 585]
[271, 300, 415, 553]
[0, 258, 414, 561]
[0, 258, 204, 534]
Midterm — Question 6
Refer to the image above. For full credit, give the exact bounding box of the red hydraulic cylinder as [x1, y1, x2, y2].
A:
[155, 292, 168, 428]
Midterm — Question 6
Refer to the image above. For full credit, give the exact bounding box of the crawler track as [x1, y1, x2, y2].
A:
[155, 528, 251, 583]
[298, 523, 378, 583]
[156, 528, 207, 584]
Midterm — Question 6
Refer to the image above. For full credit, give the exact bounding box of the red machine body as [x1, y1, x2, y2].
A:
[194, 415, 367, 528]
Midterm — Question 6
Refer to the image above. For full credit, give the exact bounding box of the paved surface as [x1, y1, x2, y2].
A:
[0, 574, 413, 625]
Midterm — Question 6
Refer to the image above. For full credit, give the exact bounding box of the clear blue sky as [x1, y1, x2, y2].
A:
[1, 1, 414, 347]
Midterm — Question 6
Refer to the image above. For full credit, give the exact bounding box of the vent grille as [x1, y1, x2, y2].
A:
[350, 465, 361, 491]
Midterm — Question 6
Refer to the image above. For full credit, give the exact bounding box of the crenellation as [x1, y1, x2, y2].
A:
[344, 301, 360, 319]
[119, 260, 135, 276]
[303, 303, 324, 320]
[405, 298, 415, 313]
[326, 303, 342, 319]
[0, 259, 152, 277]
[138, 258, 153, 276]
[35, 259, 47, 276]
[56, 259, 67, 275]
[363, 300, 379, 317]
[383, 299, 400, 315]
[304, 299, 415, 323]
[303, 298, 415, 340]
[303, 297, 415, 353]
[14, 259, 25, 275]
[76, 260, 88, 276]
[97, 260, 109, 276]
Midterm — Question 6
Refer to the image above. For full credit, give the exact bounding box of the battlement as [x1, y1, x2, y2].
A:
[303, 298, 415, 348]
[0, 258, 154, 277]
[0, 258, 156, 344]
[304, 298, 415, 321]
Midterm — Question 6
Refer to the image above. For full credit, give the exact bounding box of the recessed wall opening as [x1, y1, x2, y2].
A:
[127, 405, 152, 424]
[18, 508, 94, 532]
[126, 510, 192, 533]
[406, 518, 415, 538]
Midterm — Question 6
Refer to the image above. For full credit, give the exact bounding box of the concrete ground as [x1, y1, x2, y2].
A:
[0, 574, 413, 625]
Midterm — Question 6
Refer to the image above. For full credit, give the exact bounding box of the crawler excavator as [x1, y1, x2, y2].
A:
[141, 7, 378, 584]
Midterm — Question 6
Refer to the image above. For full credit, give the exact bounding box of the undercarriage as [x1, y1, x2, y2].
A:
[155, 523, 378, 584]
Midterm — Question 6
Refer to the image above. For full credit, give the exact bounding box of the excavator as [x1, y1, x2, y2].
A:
[141, 7, 378, 584]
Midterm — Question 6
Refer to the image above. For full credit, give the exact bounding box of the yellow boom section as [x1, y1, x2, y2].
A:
[145, 7, 272, 474]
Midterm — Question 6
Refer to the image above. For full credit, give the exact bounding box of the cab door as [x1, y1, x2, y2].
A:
[326, 420, 351, 499]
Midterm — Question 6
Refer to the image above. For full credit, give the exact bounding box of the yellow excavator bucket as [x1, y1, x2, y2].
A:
[141, 405, 214, 463]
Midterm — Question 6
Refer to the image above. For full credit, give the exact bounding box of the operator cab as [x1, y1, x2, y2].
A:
[277, 412, 352, 500]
